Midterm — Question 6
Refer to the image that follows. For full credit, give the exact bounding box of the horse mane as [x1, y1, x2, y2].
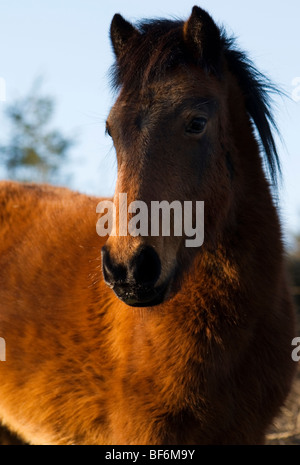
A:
[221, 35, 281, 186]
[110, 18, 282, 185]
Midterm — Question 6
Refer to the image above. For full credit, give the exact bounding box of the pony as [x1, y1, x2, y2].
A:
[0, 6, 296, 445]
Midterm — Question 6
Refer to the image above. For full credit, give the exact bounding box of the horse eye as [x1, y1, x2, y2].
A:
[186, 117, 207, 134]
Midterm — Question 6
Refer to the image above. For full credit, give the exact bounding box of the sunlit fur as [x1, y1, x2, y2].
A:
[0, 6, 296, 445]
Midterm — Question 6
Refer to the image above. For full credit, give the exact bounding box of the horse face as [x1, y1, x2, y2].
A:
[102, 9, 234, 307]
[102, 67, 232, 307]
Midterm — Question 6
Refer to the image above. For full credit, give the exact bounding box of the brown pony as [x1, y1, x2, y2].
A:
[0, 6, 296, 445]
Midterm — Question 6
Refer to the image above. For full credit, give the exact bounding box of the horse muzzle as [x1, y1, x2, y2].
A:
[101, 244, 171, 307]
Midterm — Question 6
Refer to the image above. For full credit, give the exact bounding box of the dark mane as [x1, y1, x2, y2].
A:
[110, 18, 281, 185]
[221, 35, 281, 185]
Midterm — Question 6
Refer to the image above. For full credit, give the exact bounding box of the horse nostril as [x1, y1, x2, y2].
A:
[101, 246, 127, 285]
[131, 246, 161, 287]
[102, 245, 161, 290]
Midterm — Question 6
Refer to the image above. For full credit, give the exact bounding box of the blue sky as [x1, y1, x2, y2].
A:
[0, 0, 299, 243]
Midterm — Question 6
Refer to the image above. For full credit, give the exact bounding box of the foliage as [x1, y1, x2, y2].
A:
[0, 78, 73, 183]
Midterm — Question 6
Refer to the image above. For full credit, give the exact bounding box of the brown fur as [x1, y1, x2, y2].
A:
[0, 6, 297, 445]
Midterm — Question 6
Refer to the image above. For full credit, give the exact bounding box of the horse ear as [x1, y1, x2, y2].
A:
[183, 6, 222, 73]
[110, 14, 140, 59]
